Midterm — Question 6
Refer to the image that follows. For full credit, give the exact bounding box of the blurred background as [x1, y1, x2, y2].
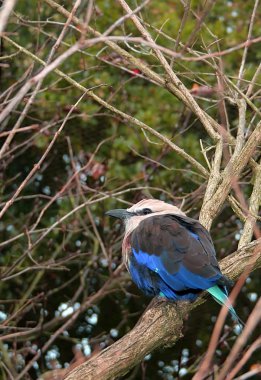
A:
[0, 1, 260, 379]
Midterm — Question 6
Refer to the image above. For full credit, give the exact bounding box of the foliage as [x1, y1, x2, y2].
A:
[0, 1, 260, 379]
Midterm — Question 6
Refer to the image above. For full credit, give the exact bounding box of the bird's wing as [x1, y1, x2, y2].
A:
[130, 214, 224, 292]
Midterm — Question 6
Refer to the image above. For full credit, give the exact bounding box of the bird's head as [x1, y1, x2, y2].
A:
[106, 199, 185, 233]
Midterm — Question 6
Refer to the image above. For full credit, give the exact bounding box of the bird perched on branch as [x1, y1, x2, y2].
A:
[106, 199, 241, 325]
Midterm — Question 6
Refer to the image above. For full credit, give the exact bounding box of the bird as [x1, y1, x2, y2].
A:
[106, 198, 242, 326]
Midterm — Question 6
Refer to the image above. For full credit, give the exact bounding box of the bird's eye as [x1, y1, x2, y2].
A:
[142, 208, 152, 215]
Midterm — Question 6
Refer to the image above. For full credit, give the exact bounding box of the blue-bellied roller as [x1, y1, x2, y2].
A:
[106, 199, 241, 325]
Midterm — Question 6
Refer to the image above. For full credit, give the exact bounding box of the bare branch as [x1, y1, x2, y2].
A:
[44, 0, 235, 143]
[200, 121, 261, 229]
[1, 2, 260, 378]
[225, 337, 261, 380]
[0, 91, 87, 219]
[2, 36, 209, 178]
[0, 0, 82, 159]
[117, 0, 220, 141]
[64, 240, 261, 380]
[0, 0, 17, 34]
[237, 0, 260, 88]
[239, 162, 261, 247]
[216, 298, 261, 380]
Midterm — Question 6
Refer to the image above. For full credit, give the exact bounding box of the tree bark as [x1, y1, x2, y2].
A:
[65, 239, 261, 380]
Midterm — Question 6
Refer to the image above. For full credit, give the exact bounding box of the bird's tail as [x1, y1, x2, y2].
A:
[207, 285, 244, 330]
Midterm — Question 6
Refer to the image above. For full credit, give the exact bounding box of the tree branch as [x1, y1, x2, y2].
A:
[65, 239, 261, 380]
[200, 121, 261, 229]
[239, 161, 261, 247]
[0, 0, 17, 34]
[44, 0, 235, 144]
[3, 35, 208, 178]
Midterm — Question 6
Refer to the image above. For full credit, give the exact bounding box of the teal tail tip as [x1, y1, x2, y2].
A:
[207, 285, 245, 333]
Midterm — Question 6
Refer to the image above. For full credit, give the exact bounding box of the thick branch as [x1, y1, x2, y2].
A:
[239, 162, 261, 247]
[65, 239, 261, 380]
[200, 121, 261, 229]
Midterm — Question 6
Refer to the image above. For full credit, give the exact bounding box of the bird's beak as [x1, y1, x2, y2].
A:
[105, 209, 134, 220]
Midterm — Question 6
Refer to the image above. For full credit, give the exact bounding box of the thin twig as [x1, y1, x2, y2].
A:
[216, 298, 261, 380]
[117, 0, 220, 141]
[0, 91, 87, 219]
[225, 337, 261, 380]
[2, 36, 208, 178]
[0, 0, 82, 131]
[237, 0, 259, 88]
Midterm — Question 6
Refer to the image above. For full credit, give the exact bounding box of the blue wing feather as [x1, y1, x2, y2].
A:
[128, 214, 229, 301]
[131, 247, 221, 300]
